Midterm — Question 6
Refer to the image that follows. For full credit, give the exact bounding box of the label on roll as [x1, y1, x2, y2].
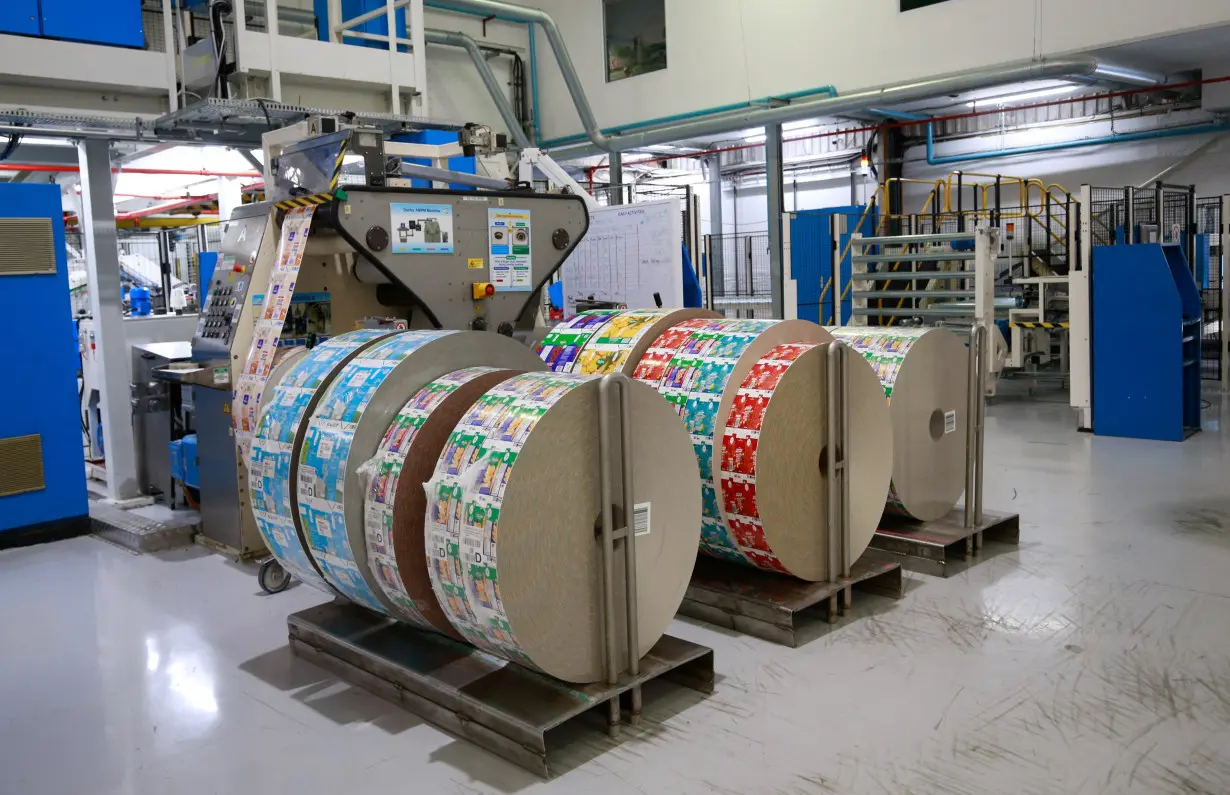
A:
[535, 310, 621, 372]
[718, 343, 819, 573]
[250, 330, 388, 591]
[297, 331, 454, 611]
[234, 206, 315, 454]
[361, 366, 504, 629]
[636, 317, 780, 565]
[424, 372, 587, 668]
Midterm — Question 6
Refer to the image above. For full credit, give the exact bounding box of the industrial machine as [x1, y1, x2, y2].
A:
[0, 183, 89, 544]
[167, 122, 589, 558]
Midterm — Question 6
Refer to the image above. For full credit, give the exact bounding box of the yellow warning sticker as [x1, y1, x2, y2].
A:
[467, 258, 485, 269]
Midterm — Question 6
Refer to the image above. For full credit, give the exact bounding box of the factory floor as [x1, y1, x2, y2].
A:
[4, 394, 1230, 795]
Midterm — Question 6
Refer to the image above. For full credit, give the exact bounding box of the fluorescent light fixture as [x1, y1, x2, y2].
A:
[967, 85, 1078, 107]
[743, 133, 767, 144]
[782, 119, 821, 132]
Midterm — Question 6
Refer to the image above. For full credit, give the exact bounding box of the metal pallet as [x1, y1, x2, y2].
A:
[288, 602, 714, 778]
[870, 508, 1021, 577]
[678, 553, 903, 646]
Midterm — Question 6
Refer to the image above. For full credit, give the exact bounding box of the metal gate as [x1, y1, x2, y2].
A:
[1197, 196, 1223, 381]
[702, 232, 773, 318]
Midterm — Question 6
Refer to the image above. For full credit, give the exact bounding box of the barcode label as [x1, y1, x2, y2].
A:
[944, 410, 957, 434]
[633, 502, 651, 537]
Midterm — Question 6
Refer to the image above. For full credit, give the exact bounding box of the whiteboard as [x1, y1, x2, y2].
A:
[559, 198, 683, 314]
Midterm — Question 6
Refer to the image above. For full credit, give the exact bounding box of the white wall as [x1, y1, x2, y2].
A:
[522, 0, 1230, 141]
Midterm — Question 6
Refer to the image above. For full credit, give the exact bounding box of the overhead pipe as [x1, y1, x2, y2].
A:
[425, 29, 532, 149]
[924, 119, 1230, 166]
[434, 0, 613, 150]
[0, 163, 261, 177]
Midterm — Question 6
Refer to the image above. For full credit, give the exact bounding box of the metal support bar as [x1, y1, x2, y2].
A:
[964, 324, 988, 528]
[1222, 194, 1230, 393]
[79, 138, 140, 501]
[855, 231, 977, 247]
[766, 123, 785, 318]
[608, 151, 623, 205]
[850, 271, 976, 281]
[852, 290, 974, 299]
[398, 161, 510, 190]
[826, 342, 851, 582]
[852, 251, 975, 264]
[598, 373, 641, 734]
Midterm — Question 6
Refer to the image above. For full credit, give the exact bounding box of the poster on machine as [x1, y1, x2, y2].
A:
[232, 205, 315, 455]
[390, 203, 454, 254]
[488, 208, 532, 291]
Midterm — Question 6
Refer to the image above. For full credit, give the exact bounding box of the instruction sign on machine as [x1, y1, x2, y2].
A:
[488, 208, 533, 291]
[390, 203, 454, 254]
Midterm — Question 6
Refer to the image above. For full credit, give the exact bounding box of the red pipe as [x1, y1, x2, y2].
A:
[0, 163, 260, 177]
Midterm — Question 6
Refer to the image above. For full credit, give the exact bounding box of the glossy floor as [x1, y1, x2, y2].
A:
[4, 396, 1230, 795]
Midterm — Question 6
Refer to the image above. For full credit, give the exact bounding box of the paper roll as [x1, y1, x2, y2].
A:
[568, 308, 721, 375]
[629, 318, 831, 566]
[425, 372, 701, 683]
[296, 331, 546, 618]
[536, 309, 622, 371]
[249, 329, 393, 593]
[361, 366, 522, 638]
[827, 327, 968, 521]
[718, 342, 894, 580]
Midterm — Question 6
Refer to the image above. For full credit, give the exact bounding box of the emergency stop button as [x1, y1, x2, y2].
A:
[472, 282, 496, 300]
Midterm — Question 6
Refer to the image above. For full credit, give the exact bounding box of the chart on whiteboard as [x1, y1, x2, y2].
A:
[559, 199, 682, 314]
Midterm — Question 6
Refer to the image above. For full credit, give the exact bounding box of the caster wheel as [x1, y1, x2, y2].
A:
[258, 558, 291, 594]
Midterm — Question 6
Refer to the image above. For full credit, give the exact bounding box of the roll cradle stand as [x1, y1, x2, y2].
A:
[678, 341, 906, 648]
[868, 323, 1021, 577]
[284, 372, 715, 779]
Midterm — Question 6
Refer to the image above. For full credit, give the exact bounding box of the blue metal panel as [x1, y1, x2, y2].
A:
[197, 251, 218, 305]
[0, 0, 40, 35]
[0, 183, 89, 533]
[1194, 234, 1211, 289]
[789, 205, 875, 324]
[393, 129, 476, 191]
[40, 0, 145, 47]
[1092, 244, 1201, 442]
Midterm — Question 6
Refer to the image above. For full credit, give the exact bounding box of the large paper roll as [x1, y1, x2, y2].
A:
[630, 318, 831, 566]
[360, 366, 521, 638]
[424, 371, 702, 683]
[568, 308, 721, 375]
[295, 331, 546, 618]
[249, 329, 393, 593]
[718, 342, 894, 580]
[827, 327, 968, 521]
[536, 309, 622, 371]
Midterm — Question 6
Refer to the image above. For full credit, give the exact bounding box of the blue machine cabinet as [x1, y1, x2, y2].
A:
[0, 0, 40, 35]
[40, 0, 145, 47]
[1091, 243, 1202, 442]
[0, 184, 89, 544]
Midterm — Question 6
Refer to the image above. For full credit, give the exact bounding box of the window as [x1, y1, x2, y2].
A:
[603, 0, 667, 83]
[901, 0, 951, 9]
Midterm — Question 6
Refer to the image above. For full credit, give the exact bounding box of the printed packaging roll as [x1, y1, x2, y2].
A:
[295, 331, 545, 618]
[536, 309, 622, 372]
[718, 342, 894, 580]
[359, 366, 522, 638]
[631, 317, 831, 567]
[249, 329, 393, 592]
[827, 326, 968, 521]
[424, 371, 701, 683]
[565, 308, 721, 375]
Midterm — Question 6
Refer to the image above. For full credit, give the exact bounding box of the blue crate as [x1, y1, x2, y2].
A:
[181, 434, 199, 490]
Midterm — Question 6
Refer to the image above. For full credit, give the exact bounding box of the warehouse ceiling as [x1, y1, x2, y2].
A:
[1092, 23, 1230, 73]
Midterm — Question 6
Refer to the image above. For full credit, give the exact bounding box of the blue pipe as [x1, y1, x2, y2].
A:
[537, 85, 839, 149]
[528, 22, 541, 142]
[926, 119, 1230, 166]
[867, 108, 931, 121]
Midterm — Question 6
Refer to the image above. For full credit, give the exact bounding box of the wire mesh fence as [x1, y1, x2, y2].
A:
[1197, 197, 1223, 381]
[703, 232, 773, 319]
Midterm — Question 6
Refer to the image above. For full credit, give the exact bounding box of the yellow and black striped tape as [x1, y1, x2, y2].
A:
[1009, 322, 1071, 329]
[330, 139, 349, 193]
[274, 193, 335, 211]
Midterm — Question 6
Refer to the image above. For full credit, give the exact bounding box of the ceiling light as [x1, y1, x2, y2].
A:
[782, 119, 821, 132]
[743, 133, 767, 144]
[967, 85, 1078, 107]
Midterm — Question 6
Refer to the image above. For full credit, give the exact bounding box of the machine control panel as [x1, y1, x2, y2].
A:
[195, 265, 251, 346]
